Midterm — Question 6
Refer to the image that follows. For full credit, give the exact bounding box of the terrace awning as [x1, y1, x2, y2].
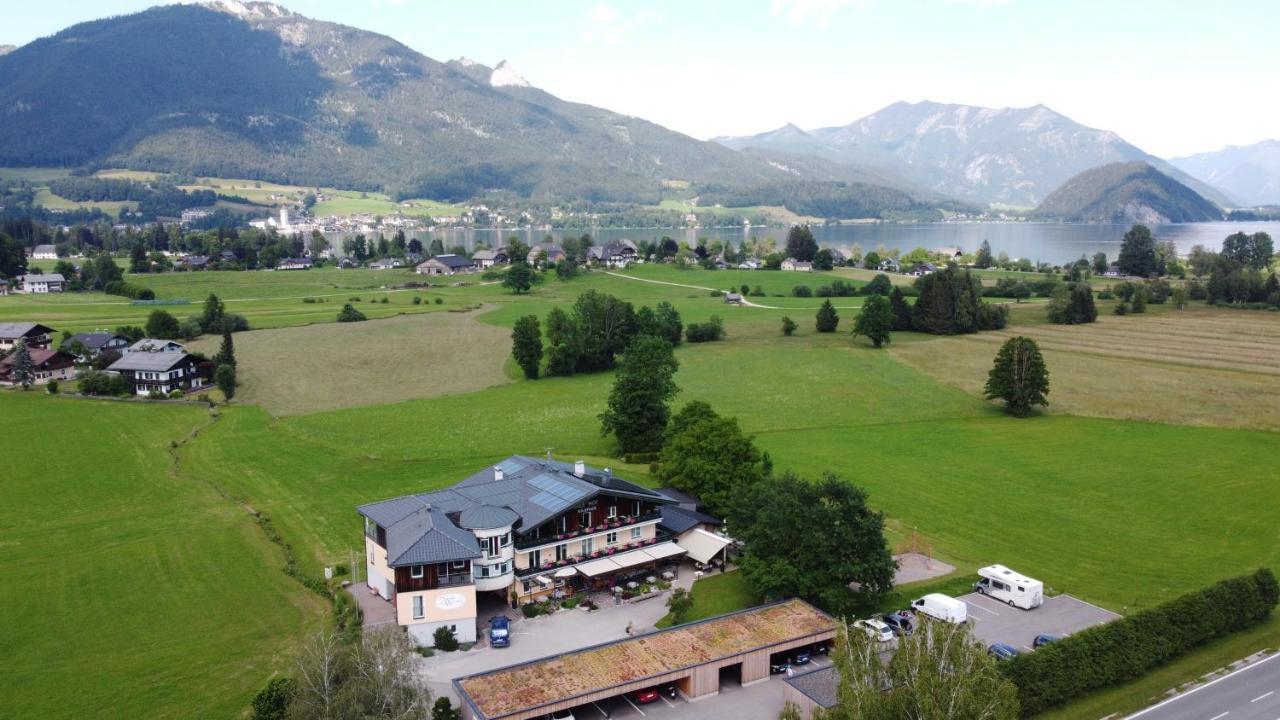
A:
[554, 566, 578, 578]
[576, 557, 622, 577]
[679, 529, 732, 565]
[535, 575, 554, 586]
[641, 542, 687, 561]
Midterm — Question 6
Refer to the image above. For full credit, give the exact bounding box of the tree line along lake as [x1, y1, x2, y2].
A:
[334, 221, 1280, 266]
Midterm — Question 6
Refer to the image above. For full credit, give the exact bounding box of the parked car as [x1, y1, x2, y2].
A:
[988, 643, 1020, 661]
[630, 688, 660, 704]
[809, 640, 830, 654]
[488, 616, 510, 648]
[790, 649, 811, 666]
[881, 612, 914, 636]
[538, 711, 575, 720]
[769, 654, 791, 674]
[1032, 634, 1061, 648]
[854, 618, 895, 643]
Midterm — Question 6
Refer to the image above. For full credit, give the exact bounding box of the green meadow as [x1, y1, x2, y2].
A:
[3, 264, 1278, 719]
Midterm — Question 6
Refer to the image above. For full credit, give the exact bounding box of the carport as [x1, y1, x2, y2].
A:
[453, 599, 836, 720]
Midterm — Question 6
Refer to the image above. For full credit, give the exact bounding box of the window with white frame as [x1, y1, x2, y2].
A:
[606, 532, 618, 544]
[630, 527, 642, 540]
[412, 596, 424, 619]
[582, 537, 594, 555]
[555, 544, 567, 562]
[607, 505, 617, 519]
[410, 565, 424, 579]
[578, 508, 592, 528]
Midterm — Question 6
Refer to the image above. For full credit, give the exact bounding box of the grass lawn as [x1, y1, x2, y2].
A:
[189, 307, 512, 415]
[0, 392, 325, 720]
[656, 571, 758, 628]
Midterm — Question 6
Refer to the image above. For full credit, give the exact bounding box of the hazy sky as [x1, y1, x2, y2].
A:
[7, 0, 1278, 157]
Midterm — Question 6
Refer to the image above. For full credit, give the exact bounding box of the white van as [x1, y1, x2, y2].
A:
[911, 593, 967, 624]
[975, 565, 1044, 610]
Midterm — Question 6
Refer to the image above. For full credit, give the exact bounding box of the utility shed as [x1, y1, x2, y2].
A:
[454, 599, 836, 720]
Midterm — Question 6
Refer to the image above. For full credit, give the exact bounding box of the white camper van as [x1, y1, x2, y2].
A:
[911, 593, 967, 624]
[975, 565, 1044, 610]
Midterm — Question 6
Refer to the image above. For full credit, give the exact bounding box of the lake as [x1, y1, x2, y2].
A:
[348, 222, 1280, 266]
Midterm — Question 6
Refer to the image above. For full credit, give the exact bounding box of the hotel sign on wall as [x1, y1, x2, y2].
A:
[436, 593, 467, 611]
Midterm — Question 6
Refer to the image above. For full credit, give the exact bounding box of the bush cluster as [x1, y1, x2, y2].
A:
[1002, 568, 1279, 716]
[684, 316, 725, 343]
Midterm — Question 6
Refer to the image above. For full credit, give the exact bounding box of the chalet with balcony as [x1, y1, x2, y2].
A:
[21, 273, 66, 293]
[107, 343, 203, 395]
[0, 322, 56, 351]
[0, 348, 76, 385]
[357, 456, 682, 646]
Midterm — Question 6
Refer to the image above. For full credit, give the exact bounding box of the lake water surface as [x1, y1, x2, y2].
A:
[369, 221, 1280, 266]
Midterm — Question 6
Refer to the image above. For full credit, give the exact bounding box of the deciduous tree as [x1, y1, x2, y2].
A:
[502, 262, 534, 294]
[785, 225, 819, 262]
[1118, 224, 1156, 277]
[984, 336, 1049, 417]
[145, 309, 181, 339]
[599, 335, 679, 454]
[510, 315, 543, 380]
[658, 403, 765, 517]
[853, 294, 893, 347]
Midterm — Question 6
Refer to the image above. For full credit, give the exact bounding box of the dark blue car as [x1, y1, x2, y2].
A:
[1033, 634, 1061, 649]
[488, 616, 511, 648]
[988, 643, 1020, 661]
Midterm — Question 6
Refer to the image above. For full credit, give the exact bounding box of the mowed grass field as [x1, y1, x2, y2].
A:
[189, 307, 513, 415]
[891, 306, 1280, 431]
[0, 392, 326, 720]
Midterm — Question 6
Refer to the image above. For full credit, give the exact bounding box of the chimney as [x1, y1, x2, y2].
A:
[603, 467, 612, 479]
[493, 466, 503, 482]
[574, 460, 585, 477]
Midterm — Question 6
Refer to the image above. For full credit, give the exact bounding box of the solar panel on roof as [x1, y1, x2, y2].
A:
[530, 474, 588, 503]
[530, 491, 574, 513]
[498, 458, 527, 474]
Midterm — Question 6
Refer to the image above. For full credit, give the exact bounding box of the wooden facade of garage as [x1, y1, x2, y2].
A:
[454, 600, 836, 720]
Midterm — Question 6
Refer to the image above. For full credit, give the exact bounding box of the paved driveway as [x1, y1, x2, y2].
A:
[960, 592, 1120, 652]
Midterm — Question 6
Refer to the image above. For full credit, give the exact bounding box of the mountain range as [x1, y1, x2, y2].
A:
[0, 1, 1271, 220]
[714, 101, 1232, 208]
[1170, 140, 1280, 207]
[1032, 162, 1223, 224]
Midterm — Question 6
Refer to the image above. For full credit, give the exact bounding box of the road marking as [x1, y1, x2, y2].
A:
[591, 701, 610, 718]
[624, 695, 646, 716]
[966, 601, 1000, 616]
[1125, 652, 1280, 718]
[1251, 691, 1273, 702]
[1208, 713, 1229, 720]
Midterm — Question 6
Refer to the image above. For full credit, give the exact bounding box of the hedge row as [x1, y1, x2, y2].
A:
[1002, 568, 1278, 716]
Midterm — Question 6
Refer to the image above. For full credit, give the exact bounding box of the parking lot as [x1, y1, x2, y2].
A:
[960, 592, 1120, 652]
[549, 656, 834, 720]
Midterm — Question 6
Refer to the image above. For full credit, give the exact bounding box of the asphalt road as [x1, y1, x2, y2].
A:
[1127, 653, 1280, 720]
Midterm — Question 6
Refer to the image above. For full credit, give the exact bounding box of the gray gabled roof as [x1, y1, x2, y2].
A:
[428, 254, 473, 269]
[785, 666, 839, 709]
[385, 504, 481, 566]
[22, 274, 65, 283]
[659, 505, 722, 535]
[108, 351, 195, 372]
[0, 322, 55, 339]
[66, 332, 127, 350]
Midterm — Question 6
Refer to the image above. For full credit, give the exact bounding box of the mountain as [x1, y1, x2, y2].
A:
[0, 45, 16, 57]
[715, 101, 1232, 208]
[1170, 140, 1280, 207]
[1032, 161, 1223, 224]
[0, 1, 819, 203]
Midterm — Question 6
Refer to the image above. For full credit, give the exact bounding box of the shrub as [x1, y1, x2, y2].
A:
[337, 304, 367, 322]
[250, 677, 294, 720]
[46, 379, 59, 395]
[433, 625, 460, 651]
[434, 297, 443, 305]
[781, 316, 797, 336]
[685, 316, 725, 343]
[791, 285, 812, 297]
[380, 297, 389, 304]
[1097, 289, 1115, 300]
[709, 289, 723, 297]
[1114, 302, 1129, 315]
[1002, 569, 1279, 716]
[135, 288, 156, 301]
[412, 296, 423, 305]
[521, 602, 543, 619]
[302, 297, 318, 304]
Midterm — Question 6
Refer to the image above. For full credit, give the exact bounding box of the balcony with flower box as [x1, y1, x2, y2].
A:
[513, 510, 663, 552]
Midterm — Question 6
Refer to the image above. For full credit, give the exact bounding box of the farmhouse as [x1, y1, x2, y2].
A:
[276, 257, 313, 271]
[586, 239, 638, 267]
[108, 343, 203, 395]
[0, 348, 77, 385]
[878, 257, 901, 273]
[31, 244, 59, 260]
[781, 258, 813, 272]
[358, 456, 685, 646]
[62, 331, 130, 361]
[738, 258, 762, 270]
[909, 262, 939, 276]
[471, 249, 508, 269]
[177, 255, 210, 271]
[0, 322, 56, 351]
[415, 254, 474, 276]
[0, 279, 10, 295]
[21, 273, 66, 293]
[453, 600, 836, 720]
[526, 243, 566, 265]
[369, 258, 404, 270]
